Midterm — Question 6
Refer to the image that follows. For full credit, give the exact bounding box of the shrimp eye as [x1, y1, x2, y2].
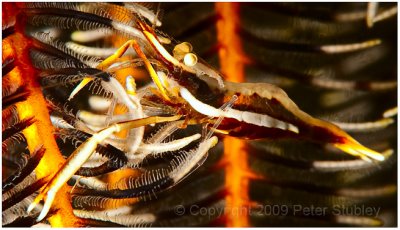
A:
[183, 53, 197, 67]
[173, 42, 193, 61]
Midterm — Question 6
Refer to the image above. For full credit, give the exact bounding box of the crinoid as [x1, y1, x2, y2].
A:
[2, 2, 397, 227]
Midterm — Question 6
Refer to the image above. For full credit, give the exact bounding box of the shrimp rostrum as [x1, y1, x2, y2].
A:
[22, 2, 389, 222]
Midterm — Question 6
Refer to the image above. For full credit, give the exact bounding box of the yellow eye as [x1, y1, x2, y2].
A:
[183, 53, 197, 66]
[177, 42, 193, 53]
[173, 42, 193, 61]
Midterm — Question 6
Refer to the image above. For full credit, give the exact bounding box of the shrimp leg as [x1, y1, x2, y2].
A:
[69, 39, 170, 101]
[27, 115, 181, 221]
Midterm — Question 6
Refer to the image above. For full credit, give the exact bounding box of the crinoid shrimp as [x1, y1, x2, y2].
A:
[2, 2, 397, 227]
